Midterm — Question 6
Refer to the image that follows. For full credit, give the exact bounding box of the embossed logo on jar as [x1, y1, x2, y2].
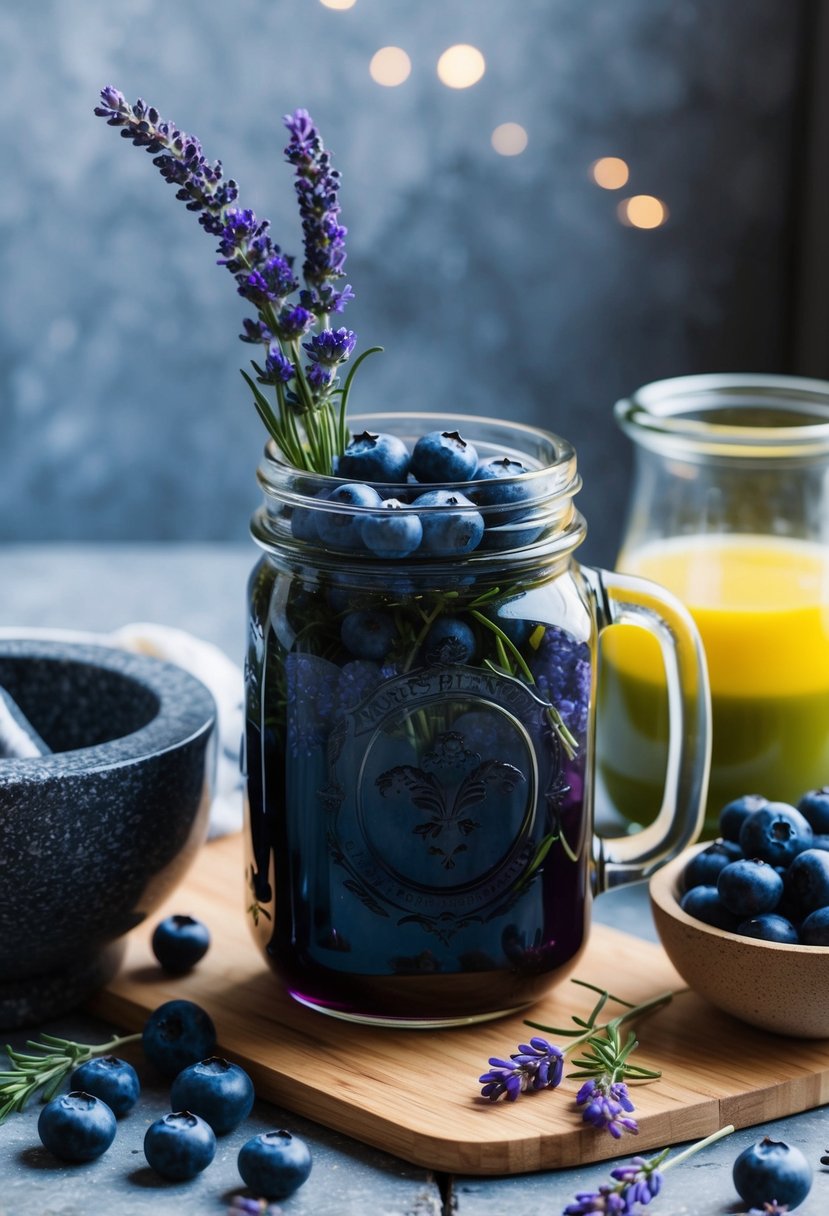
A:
[322, 666, 563, 935]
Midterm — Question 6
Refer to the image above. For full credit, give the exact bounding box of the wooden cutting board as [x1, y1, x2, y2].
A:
[89, 834, 829, 1176]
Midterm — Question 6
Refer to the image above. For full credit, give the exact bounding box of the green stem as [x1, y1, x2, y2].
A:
[525, 988, 677, 1055]
[660, 1124, 735, 1172]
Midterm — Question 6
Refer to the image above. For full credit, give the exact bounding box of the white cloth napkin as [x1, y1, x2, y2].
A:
[0, 624, 244, 838]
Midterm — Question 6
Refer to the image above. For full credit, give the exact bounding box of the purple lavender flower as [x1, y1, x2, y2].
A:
[240, 318, 273, 345]
[276, 305, 315, 342]
[258, 346, 296, 386]
[96, 88, 363, 472]
[479, 1037, 563, 1101]
[304, 327, 357, 366]
[563, 1186, 630, 1214]
[530, 626, 591, 739]
[283, 108, 353, 318]
[610, 1158, 662, 1204]
[576, 1078, 639, 1139]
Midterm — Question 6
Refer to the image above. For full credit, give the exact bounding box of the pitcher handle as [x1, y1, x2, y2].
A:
[588, 568, 711, 889]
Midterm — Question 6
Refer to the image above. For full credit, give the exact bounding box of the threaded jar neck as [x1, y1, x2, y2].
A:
[251, 411, 586, 573]
[616, 373, 829, 461]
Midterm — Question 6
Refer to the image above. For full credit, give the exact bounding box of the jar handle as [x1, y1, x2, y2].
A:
[590, 568, 711, 889]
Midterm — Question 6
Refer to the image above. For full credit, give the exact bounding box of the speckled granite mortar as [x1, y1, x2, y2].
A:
[0, 639, 216, 1028]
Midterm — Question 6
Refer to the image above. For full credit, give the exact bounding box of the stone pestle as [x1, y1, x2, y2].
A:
[0, 685, 51, 758]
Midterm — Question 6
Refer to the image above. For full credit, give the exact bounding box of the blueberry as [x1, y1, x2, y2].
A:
[341, 609, 396, 661]
[339, 431, 411, 483]
[315, 483, 382, 550]
[144, 1111, 216, 1181]
[732, 1137, 812, 1210]
[422, 617, 477, 666]
[70, 1056, 140, 1117]
[811, 833, 829, 852]
[682, 840, 743, 891]
[238, 1129, 312, 1200]
[679, 885, 739, 931]
[797, 786, 829, 834]
[412, 489, 485, 555]
[800, 905, 829, 945]
[469, 455, 534, 524]
[738, 802, 813, 867]
[784, 848, 829, 915]
[717, 858, 783, 917]
[361, 499, 423, 558]
[719, 794, 768, 842]
[38, 1091, 117, 1162]
[152, 914, 211, 974]
[410, 429, 479, 483]
[736, 913, 799, 943]
[170, 1056, 255, 1135]
[142, 999, 217, 1078]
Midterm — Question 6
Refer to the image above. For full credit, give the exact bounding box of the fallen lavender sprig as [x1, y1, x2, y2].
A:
[562, 1124, 735, 1214]
[94, 89, 380, 472]
[479, 980, 674, 1138]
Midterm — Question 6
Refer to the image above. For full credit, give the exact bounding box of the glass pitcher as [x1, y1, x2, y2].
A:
[244, 412, 710, 1026]
[599, 373, 829, 835]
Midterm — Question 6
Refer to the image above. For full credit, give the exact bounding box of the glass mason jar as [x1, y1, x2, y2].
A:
[244, 412, 710, 1026]
[599, 373, 829, 835]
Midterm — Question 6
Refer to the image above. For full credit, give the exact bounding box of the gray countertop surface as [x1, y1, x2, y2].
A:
[0, 542, 826, 1216]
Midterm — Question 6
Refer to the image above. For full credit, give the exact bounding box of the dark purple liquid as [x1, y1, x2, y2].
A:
[244, 560, 593, 1022]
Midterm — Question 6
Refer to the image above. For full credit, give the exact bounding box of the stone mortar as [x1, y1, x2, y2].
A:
[0, 639, 216, 1028]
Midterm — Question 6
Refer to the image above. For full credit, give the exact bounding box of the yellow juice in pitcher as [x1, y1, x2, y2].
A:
[598, 534, 829, 831]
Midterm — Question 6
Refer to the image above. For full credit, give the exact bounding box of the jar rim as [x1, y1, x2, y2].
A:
[252, 410, 586, 564]
[616, 373, 829, 457]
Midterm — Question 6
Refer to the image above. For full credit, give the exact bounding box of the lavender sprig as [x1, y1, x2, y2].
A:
[0, 1028, 142, 1122]
[94, 88, 379, 472]
[562, 1124, 735, 1214]
[479, 980, 674, 1139]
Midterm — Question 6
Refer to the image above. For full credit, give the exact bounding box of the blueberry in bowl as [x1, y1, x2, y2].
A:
[650, 842, 829, 1037]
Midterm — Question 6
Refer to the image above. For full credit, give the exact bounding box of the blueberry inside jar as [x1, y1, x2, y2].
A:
[244, 413, 597, 1025]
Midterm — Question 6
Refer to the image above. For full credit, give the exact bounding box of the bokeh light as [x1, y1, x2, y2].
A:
[590, 157, 629, 190]
[491, 122, 528, 156]
[618, 195, 669, 229]
[369, 46, 412, 87]
[320, 0, 356, 10]
[437, 44, 486, 89]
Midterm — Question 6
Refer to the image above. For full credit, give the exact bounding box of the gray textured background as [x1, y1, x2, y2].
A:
[0, 0, 801, 567]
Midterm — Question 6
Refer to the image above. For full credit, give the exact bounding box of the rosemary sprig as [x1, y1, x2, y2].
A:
[0, 1029, 142, 1122]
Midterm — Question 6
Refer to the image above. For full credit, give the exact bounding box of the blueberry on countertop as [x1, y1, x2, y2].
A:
[142, 999, 217, 1078]
[152, 914, 211, 974]
[738, 802, 813, 868]
[732, 1137, 812, 1210]
[70, 1056, 140, 1118]
[410, 429, 479, 483]
[238, 1129, 313, 1200]
[339, 431, 411, 483]
[170, 1057, 255, 1135]
[717, 858, 783, 918]
[144, 1110, 217, 1181]
[38, 1091, 117, 1162]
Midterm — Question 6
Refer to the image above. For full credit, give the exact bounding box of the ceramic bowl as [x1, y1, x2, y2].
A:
[0, 639, 216, 1028]
[649, 844, 829, 1038]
